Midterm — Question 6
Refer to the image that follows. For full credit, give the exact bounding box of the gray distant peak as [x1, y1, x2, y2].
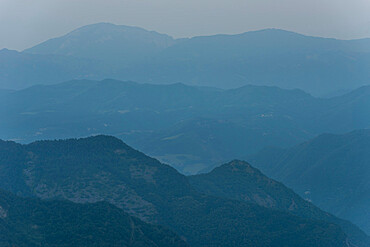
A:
[65, 22, 173, 39]
[24, 22, 175, 64]
[242, 28, 304, 36]
[0, 48, 19, 54]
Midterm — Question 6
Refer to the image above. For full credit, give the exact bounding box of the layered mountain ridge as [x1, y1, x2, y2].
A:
[0, 135, 366, 246]
[1, 79, 369, 174]
[1, 23, 369, 95]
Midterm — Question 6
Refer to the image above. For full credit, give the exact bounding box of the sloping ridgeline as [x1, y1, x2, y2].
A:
[189, 160, 370, 247]
[0, 136, 353, 247]
[246, 130, 370, 235]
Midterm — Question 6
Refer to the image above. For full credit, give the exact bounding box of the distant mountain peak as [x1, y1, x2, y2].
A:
[24, 22, 175, 64]
[65, 22, 172, 38]
[0, 48, 19, 55]
[218, 159, 255, 172]
[242, 28, 304, 36]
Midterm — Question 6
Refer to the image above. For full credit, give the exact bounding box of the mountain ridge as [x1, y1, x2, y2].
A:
[1, 23, 369, 94]
[189, 159, 370, 246]
[0, 135, 360, 247]
[246, 129, 370, 234]
[25, 22, 175, 65]
[1, 79, 369, 174]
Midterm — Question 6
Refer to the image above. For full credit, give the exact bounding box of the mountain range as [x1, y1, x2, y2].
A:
[1, 21, 369, 246]
[1, 23, 370, 95]
[1, 79, 369, 174]
[247, 130, 370, 235]
[0, 135, 368, 246]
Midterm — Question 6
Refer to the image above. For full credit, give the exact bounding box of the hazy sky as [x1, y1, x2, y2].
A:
[1, 0, 370, 50]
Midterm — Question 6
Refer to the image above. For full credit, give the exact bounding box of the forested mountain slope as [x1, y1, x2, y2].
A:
[0, 190, 188, 247]
[247, 130, 370, 234]
[0, 136, 359, 247]
[189, 160, 370, 246]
